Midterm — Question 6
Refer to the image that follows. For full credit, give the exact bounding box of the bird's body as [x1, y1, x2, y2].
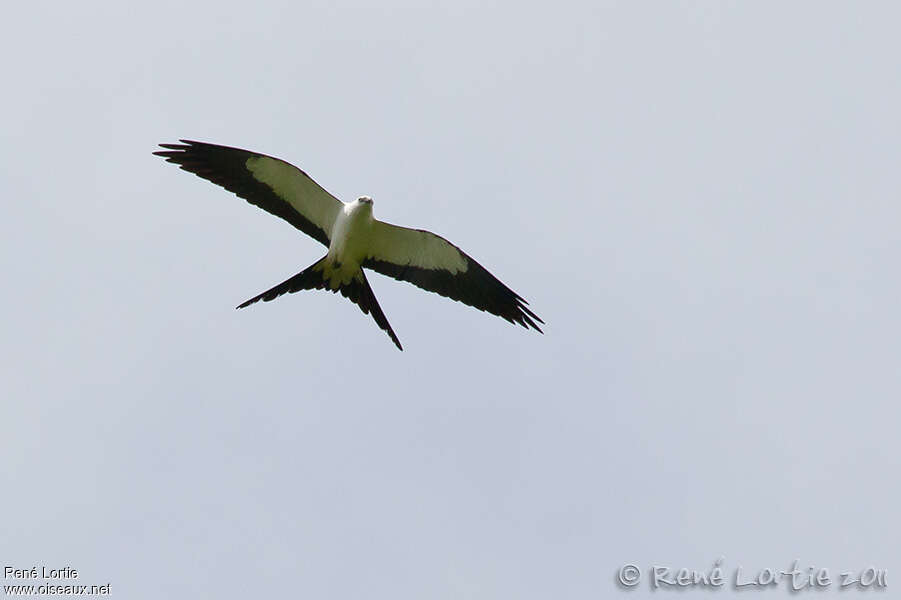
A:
[325, 198, 375, 285]
[154, 140, 542, 350]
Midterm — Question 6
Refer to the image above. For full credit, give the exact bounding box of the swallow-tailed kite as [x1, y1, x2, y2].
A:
[154, 140, 543, 350]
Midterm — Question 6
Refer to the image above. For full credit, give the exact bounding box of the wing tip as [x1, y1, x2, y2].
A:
[153, 140, 215, 155]
[516, 311, 544, 334]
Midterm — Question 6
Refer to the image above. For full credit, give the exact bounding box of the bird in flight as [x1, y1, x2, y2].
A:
[153, 140, 543, 350]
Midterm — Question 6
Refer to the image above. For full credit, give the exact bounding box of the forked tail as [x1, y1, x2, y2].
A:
[237, 256, 403, 351]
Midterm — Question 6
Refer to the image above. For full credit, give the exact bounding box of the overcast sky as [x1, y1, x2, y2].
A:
[2, 1, 899, 598]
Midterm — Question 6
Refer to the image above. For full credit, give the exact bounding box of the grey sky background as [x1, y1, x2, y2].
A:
[3, 1, 899, 598]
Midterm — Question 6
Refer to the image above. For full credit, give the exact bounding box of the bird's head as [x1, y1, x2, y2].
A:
[357, 196, 373, 205]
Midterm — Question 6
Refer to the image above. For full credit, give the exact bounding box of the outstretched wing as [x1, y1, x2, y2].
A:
[363, 221, 543, 332]
[154, 140, 343, 246]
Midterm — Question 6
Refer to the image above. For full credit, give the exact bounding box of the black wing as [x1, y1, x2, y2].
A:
[154, 140, 342, 246]
[363, 221, 543, 332]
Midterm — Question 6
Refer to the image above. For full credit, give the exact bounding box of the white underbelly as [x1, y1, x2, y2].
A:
[324, 204, 372, 287]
